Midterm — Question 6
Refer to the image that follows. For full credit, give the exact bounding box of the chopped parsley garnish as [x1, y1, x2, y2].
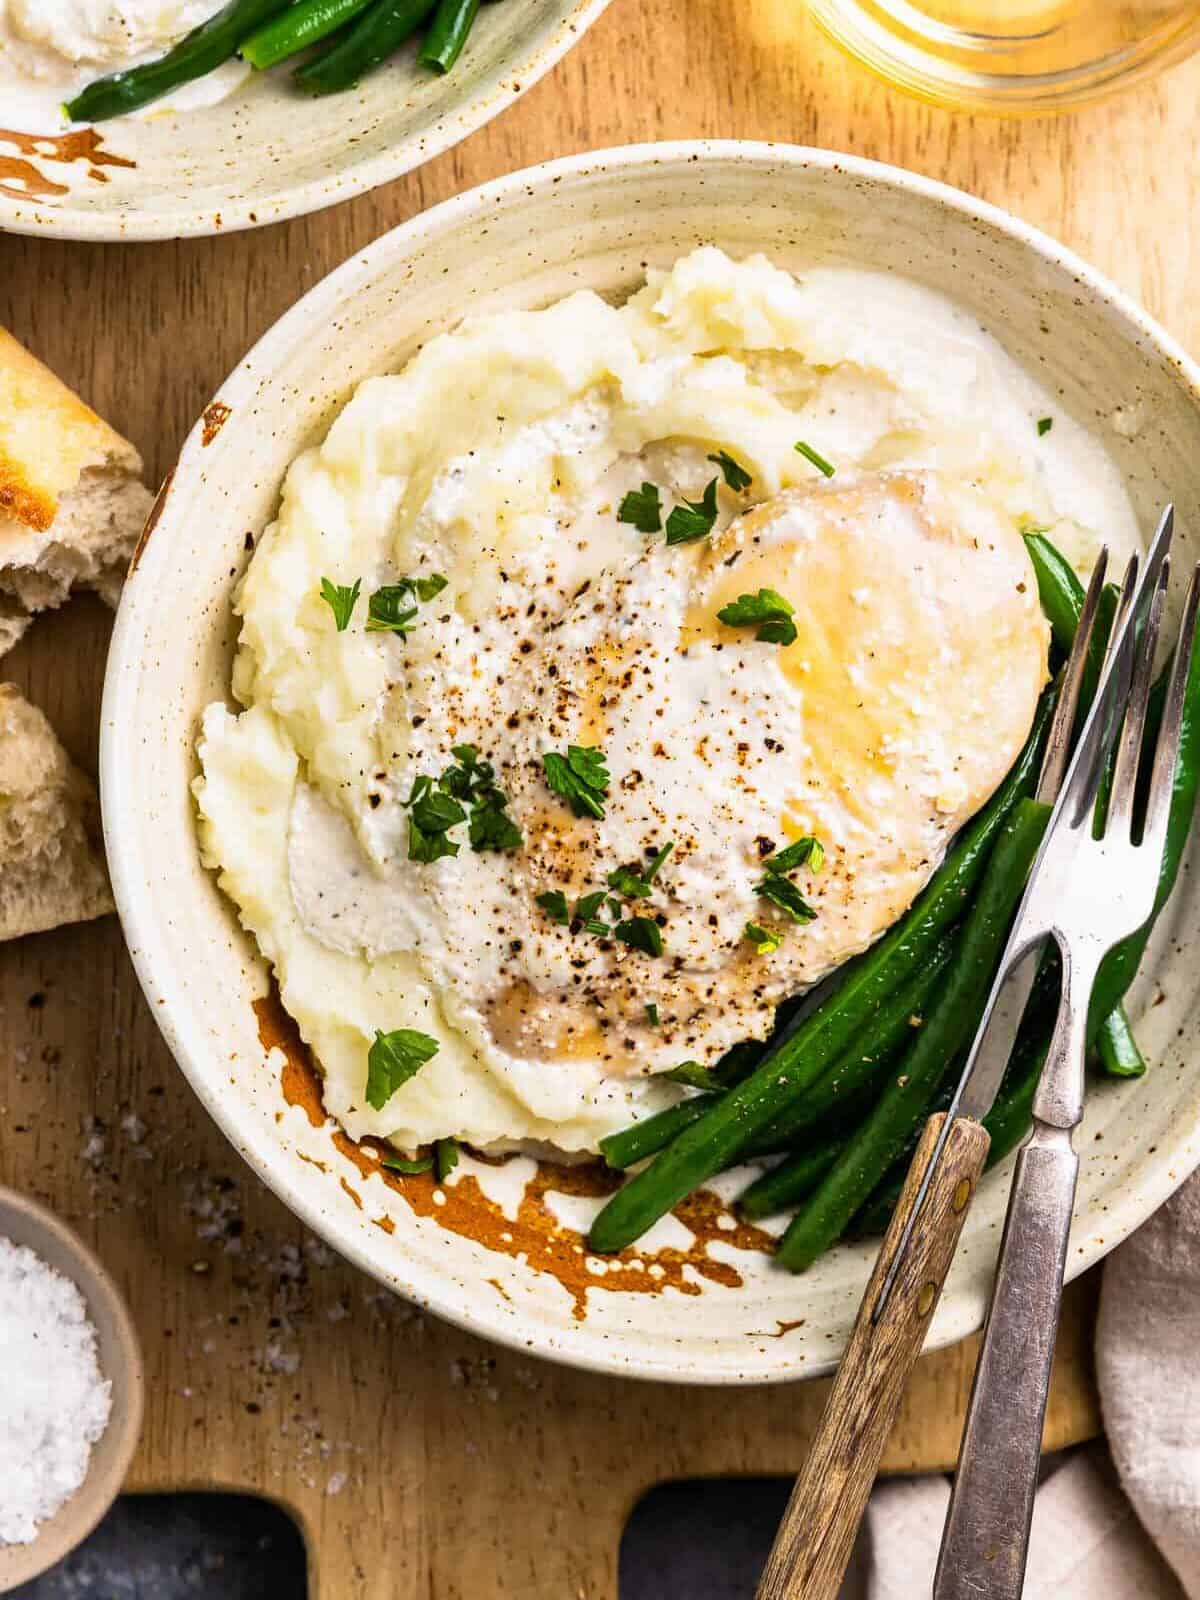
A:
[716, 587, 798, 647]
[743, 921, 781, 956]
[755, 832, 823, 924]
[468, 796, 523, 852]
[756, 876, 817, 924]
[607, 841, 674, 900]
[535, 886, 609, 935]
[708, 450, 752, 492]
[406, 745, 521, 861]
[434, 1138, 459, 1182]
[319, 577, 361, 632]
[542, 745, 610, 820]
[645, 1002, 660, 1027]
[614, 915, 664, 956]
[411, 788, 467, 835]
[404, 573, 449, 603]
[618, 482, 663, 533]
[665, 1060, 720, 1091]
[365, 1028, 439, 1111]
[438, 744, 487, 800]
[367, 587, 418, 635]
[665, 478, 719, 545]
[538, 852, 670, 952]
[575, 889, 610, 935]
[367, 572, 448, 635]
[407, 775, 463, 864]
[1037, 416, 1053, 436]
[795, 440, 836, 478]
[536, 889, 570, 925]
[764, 835, 824, 875]
[381, 1151, 434, 1175]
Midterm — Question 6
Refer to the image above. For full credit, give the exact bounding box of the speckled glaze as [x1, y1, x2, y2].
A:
[0, 0, 611, 240]
[102, 144, 1200, 1384]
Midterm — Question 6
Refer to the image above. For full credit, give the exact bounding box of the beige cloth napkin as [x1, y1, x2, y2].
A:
[846, 1170, 1200, 1598]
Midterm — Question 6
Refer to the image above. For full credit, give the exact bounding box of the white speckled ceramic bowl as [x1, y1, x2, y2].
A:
[101, 143, 1200, 1383]
[0, 0, 610, 240]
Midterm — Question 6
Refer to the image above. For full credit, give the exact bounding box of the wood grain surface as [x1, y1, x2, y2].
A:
[756, 1116, 992, 1600]
[4, 0, 1192, 1591]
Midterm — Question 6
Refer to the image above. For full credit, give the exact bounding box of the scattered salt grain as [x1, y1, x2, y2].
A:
[119, 1113, 146, 1146]
[0, 1236, 112, 1545]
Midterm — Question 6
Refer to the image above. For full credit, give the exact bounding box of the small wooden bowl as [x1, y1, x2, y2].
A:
[0, 1186, 144, 1593]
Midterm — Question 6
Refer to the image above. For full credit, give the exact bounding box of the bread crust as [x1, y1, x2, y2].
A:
[0, 326, 142, 537]
[0, 683, 113, 941]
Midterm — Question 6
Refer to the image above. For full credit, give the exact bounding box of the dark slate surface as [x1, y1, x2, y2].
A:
[620, 1480, 794, 1599]
[12, 1496, 307, 1598]
[14, 1481, 792, 1597]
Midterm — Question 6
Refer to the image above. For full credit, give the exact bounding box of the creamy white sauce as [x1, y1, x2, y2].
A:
[0, 0, 246, 130]
[195, 248, 1139, 1155]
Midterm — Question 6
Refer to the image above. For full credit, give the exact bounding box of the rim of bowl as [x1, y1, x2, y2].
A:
[102, 140, 1200, 1383]
[0, 1186, 144, 1587]
[0, 0, 612, 242]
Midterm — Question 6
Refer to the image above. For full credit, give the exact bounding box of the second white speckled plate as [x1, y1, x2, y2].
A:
[0, 0, 610, 240]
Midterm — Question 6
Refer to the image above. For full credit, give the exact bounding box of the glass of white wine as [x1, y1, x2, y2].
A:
[808, 0, 1200, 111]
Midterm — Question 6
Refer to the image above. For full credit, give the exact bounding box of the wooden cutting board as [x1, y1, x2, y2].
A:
[5, 1, 1199, 1591]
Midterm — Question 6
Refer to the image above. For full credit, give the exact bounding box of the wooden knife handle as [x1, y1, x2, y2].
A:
[755, 1112, 991, 1600]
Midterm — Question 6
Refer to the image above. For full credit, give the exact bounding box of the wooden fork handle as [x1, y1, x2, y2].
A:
[755, 1112, 991, 1600]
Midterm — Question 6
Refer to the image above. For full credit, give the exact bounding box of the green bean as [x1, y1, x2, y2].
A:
[739, 1140, 847, 1220]
[586, 693, 1056, 1256]
[775, 798, 1051, 1273]
[1095, 1007, 1146, 1079]
[419, 0, 480, 71]
[1023, 531, 1089, 656]
[242, 0, 378, 68]
[744, 935, 956, 1154]
[853, 613, 1199, 1232]
[1024, 531, 1115, 721]
[65, 0, 287, 121]
[600, 1036, 767, 1170]
[600, 1096, 713, 1171]
[854, 1026, 1049, 1236]
[294, 0, 438, 92]
[604, 937, 957, 1173]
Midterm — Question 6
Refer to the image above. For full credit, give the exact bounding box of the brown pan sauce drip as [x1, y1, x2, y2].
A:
[201, 402, 232, 446]
[254, 991, 775, 1321]
[129, 470, 175, 575]
[0, 127, 135, 204]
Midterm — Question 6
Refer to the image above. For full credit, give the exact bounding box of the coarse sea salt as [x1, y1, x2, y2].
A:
[0, 1236, 112, 1545]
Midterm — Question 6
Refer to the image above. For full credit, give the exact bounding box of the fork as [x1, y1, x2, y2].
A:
[933, 520, 1200, 1599]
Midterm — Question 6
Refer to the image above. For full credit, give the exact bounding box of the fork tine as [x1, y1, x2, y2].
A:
[1142, 561, 1200, 857]
[1068, 506, 1176, 829]
[1069, 553, 1138, 827]
[1108, 558, 1171, 834]
[1035, 547, 1108, 803]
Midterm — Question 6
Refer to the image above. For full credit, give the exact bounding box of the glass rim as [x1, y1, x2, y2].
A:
[808, 0, 1200, 113]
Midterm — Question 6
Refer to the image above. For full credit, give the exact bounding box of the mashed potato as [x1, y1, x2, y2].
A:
[195, 247, 1138, 1155]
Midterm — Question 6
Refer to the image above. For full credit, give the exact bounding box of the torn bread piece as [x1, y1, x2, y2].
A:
[0, 684, 113, 941]
[0, 326, 152, 658]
